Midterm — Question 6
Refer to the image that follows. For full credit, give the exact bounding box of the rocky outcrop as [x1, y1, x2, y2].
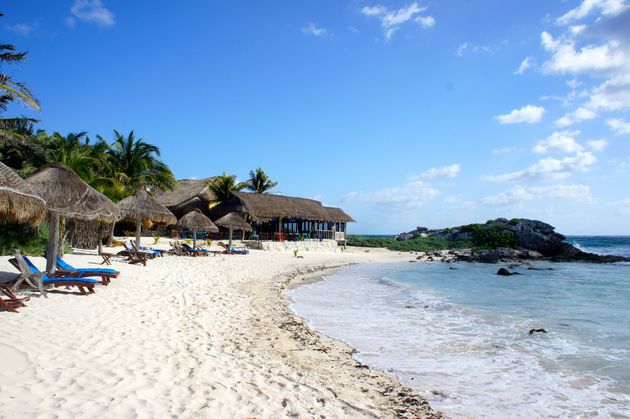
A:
[399, 218, 630, 263]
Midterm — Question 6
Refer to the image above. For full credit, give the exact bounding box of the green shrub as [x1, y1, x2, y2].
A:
[346, 235, 396, 248]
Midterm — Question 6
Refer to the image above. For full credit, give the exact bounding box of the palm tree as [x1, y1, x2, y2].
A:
[244, 167, 277, 193]
[102, 130, 176, 197]
[207, 172, 245, 202]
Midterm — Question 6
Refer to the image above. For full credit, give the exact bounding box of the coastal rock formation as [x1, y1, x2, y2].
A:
[398, 218, 630, 263]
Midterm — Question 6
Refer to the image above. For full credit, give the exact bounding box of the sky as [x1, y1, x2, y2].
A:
[2, 0, 630, 235]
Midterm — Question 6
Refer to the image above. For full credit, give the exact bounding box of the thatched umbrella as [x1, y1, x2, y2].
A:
[176, 209, 219, 249]
[213, 212, 252, 247]
[0, 161, 47, 225]
[26, 163, 120, 272]
[117, 189, 177, 249]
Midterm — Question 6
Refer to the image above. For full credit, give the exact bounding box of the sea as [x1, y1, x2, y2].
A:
[289, 236, 630, 418]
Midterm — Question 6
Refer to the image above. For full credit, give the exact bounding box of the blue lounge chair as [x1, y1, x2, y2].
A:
[181, 242, 211, 256]
[10, 253, 101, 296]
[56, 256, 120, 281]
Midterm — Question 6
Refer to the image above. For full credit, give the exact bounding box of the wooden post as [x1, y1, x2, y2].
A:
[135, 222, 142, 250]
[107, 222, 114, 246]
[46, 212, 60, 273]
[97, 223, 103, 254]
[228, 227, 233, 247]
[192, 228, 197, 250]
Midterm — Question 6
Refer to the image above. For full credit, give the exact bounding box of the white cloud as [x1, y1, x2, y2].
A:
[415, 15, 435, 28]
[587, 139, 608, 151]
[609, 197, 630, 214]
[457, 43, 468, 56]
[554, 107, 598, 127]
[496, 105, 545, 124]
[514, 56, 533, 75]
[607, 118, 630, 134]
[419, 164, 461, 179]
[482, 184, 594, 206]
[485, 152, 597, 183]
[346, 180, 439, 208]
[302, 22, 330, 38]
[541, 31, 625, 75]
[557, 0, 629, 25]
[491, 147, 521, 154]
[70, 0, 115, 26]
[7, 23, 37, 37]
[586, 74, 630, 111]
[533, 130, 584, 154]
[361, 2, 435, 40]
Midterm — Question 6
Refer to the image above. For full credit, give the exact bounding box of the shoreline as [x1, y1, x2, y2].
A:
[240, 258, 442, 418]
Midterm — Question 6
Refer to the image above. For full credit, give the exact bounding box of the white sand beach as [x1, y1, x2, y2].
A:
[0, 245, 439, 418]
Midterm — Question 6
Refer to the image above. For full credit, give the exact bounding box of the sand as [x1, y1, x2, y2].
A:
[0, 243, 440, 418]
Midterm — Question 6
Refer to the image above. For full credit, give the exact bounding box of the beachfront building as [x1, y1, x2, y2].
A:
[157, 178, 217, 218]
[208, 192, 354, 243]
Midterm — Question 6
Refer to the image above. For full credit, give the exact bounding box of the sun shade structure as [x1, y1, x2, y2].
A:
[26, 163, 120, 272]
[117, 189, 177, 249]
[0, 161, 47, 225]
[213, 212, 253, 247]
[176, 208, 218, 249]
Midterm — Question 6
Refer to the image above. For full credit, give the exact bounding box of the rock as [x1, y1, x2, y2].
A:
[478, 250, 501, 264]
[506, 219, 566, 256]
[497, 268, 522, 276]
[528, 328, 548, 335]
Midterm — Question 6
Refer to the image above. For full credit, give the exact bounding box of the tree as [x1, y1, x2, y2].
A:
[0, 15, 40, 142]
[244, 167, 277, 193]
[207, 172, 245, 202]
[101, 130, 176, 198]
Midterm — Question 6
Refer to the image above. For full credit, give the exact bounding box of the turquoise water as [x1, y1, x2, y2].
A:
[568, 236, 630, 258]
[290, 246, 630, 418]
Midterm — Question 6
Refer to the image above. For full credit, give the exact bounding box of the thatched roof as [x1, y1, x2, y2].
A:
[118, 189, 177, 226]
[213, 212, 253, 231]
[229, 192, 332, 222]
[26, 163, 119, 223]
[176, 209, 219, 232]
[324, 207, 356, 223]
[157, 178, 216, 217]
[0, 161, 47, 225]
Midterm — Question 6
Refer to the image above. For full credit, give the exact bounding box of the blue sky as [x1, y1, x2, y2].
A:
[3, 0, 630, 234]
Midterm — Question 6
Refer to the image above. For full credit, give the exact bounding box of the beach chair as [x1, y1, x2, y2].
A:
[181, 242, 211, 257]
[137, 242, 166, 257]
[119, 242, 148, 266]
[9, 253, 100, 296]
[0, 284, 29, 313]
[56, 256, 120, 282]
[125, 241, 157, 259]
[220, 243, 249, 255]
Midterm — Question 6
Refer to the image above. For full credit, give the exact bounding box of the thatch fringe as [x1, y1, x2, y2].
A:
[0, 161, 47, 225]
[176, 209, 219, 232]
[118, 189, 177, 226]
[26, 163, 119, 223]
[213, 212, 253, 231]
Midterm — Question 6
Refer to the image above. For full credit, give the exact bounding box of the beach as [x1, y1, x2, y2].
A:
[0, 246, 439, 418]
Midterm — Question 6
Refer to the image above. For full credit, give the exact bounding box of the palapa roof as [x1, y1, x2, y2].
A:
[26, 163, 119, 223]
[118, 189, 177, 226]
[0, 161, 47, 225]
[157, 178, 216, 216]
[176, 209, 219, 232]
[324, 207, 356, 223]
[230, 191, 332, 222]
[213, 212, 253, 231]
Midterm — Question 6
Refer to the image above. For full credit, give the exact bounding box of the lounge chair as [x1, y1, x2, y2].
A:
[56, 256, 120, 282]
[220, 243, 249, 255]
[181, 242, 211, 256]
[125, 241, 157, 259]
[119, 242, 148, 266]
[137, 242, 166, 257]
[0, 284, 29, 313]
[9, 253, 100, 296]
